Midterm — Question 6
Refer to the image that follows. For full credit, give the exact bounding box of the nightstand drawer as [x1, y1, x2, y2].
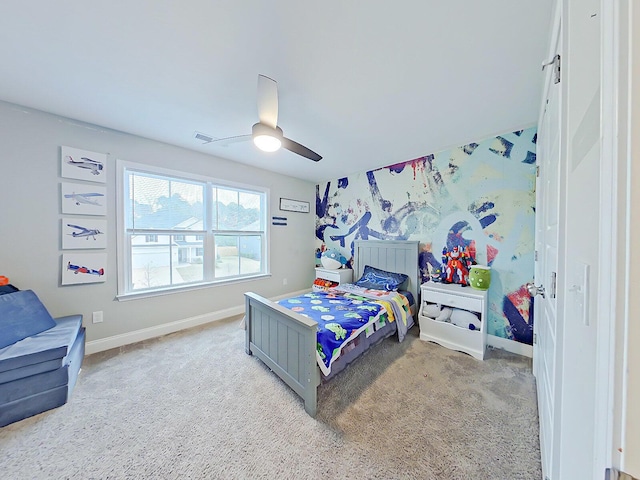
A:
[422, 289, 482, 313]
[315, 267, 352, 285]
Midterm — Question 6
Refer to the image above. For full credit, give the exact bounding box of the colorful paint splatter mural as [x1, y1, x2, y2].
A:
[316, 128, 537, 345]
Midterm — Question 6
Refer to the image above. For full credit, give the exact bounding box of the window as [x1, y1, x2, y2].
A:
[118, 161, 268, 296]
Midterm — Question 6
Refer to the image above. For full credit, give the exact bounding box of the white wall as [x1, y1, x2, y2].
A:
[623, 1, 640, 475]
[0, 101, 316, 350]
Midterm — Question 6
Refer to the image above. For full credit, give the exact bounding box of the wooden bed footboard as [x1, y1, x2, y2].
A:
[244, 292, 321, 417]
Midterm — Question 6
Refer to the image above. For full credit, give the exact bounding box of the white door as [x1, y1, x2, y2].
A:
[532, 10, 562, 479]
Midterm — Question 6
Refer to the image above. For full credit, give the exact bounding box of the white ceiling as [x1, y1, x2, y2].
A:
[0, 1, 553, 183]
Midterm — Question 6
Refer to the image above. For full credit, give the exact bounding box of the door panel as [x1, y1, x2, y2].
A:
[533, 10, 562, 478]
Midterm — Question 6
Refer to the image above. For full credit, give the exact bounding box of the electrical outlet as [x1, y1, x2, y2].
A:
[92, 311, 103, 324]
[283, 278, 288, 286]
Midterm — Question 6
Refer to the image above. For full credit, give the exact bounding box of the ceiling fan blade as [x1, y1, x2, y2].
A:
[257, 74, 278, 129]
[282, 137, 322, 162]
[208, 134, 251, 147]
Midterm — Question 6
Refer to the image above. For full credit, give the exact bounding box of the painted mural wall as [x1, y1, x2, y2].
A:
[316, 127, 537, 345]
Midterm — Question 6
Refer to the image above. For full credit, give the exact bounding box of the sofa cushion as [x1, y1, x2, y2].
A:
[0, 290, 57, 349]
[0, 365, 69, 404]
[0, 385, 68, 427]
[0, 315, 83, 379]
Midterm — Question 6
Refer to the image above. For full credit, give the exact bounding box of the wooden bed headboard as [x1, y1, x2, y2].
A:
[353, 240, 420, 303]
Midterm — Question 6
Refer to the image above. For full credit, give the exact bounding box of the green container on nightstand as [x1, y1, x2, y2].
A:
[469, 265, 491, 291]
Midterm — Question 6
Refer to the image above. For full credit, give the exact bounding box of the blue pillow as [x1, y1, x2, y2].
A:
[0, 290, 56, 349]
[354, 265, 408, 291]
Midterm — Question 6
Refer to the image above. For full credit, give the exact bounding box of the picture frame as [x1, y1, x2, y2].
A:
[61, 181, 107, 216]
[61, 252, 107, 285]
[60, 146, 107, 183]
[61, 217, 107, 249]
[279, 197, 310, 213]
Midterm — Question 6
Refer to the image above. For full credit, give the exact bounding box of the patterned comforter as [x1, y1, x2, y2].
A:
[278, 286, 412, 376]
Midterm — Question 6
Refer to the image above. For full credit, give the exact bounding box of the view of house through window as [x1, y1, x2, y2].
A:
[120, 164, 267, 294]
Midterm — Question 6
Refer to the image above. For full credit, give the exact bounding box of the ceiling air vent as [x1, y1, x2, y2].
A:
[193, 131, 216, 144]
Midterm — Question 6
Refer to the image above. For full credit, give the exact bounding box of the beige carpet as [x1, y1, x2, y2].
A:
[0, 318, 541, 479]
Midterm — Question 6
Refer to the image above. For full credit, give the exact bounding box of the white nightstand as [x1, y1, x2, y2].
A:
[313, 267, 353, 291]
[418, 282, 488, 360]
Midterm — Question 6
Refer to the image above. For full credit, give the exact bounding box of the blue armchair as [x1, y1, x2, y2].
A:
[0, 288, 85, 427]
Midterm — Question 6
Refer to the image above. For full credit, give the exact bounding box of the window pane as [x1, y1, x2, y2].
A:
[130, 234, 203, 289]
[174, 235, 204, 284]
[215, 235, 262, 278]
[130, 234, 174, 290]
[214, 188, 263, 231]
[215, 235, 240, 278]
[215, 188, 239, 230]
[129, 172, 204, 230]
[238, 235, 262, 274]
[238, 192, 262, 231]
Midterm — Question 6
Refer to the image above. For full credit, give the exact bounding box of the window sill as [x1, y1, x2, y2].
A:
[115, 273, 272, 302]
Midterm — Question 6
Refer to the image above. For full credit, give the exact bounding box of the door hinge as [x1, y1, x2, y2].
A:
[533, 333, 537, 345]
[536, 165, 540, 177]
[535, 250, 539, 261]
[551, 271, 557, 299]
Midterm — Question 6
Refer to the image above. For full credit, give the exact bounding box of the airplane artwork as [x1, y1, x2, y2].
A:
[67, 223, 104, 240]
[63, 192, 104, 206]
[67, 262, 104, 276]
[64, 155, 104, 175]
[61, 253, 107, 285]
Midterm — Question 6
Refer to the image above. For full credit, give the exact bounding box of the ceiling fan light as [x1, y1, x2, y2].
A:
[252, 122, 283, 152]
[253, 134, 281, 152]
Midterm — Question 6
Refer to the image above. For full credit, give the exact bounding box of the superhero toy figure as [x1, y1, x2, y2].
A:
[442, 245, 474, 285]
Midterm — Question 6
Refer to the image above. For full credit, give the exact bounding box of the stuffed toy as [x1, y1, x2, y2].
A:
[423, 303, 453, 323]
[321, 248, 348, 270]
[450, 308, 481, 331]
[441, 245, 474, 285]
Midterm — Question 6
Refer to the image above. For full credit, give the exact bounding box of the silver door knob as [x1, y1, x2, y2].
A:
[526, 283, 546, 298]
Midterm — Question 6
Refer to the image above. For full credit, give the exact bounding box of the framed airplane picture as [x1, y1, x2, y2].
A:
[61, 253, 107, 285]
[62, 217, 107, 249]
[61, 181, 107, 216]
[61, 146, 107, 183]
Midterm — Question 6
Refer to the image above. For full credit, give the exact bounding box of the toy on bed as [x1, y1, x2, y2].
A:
[441, 245, 474, 285]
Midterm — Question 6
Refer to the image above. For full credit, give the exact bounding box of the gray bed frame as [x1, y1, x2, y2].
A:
[244, 240, 420, 417]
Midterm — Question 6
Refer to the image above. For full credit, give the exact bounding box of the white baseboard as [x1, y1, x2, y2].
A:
[487, 334, 533, 358]
[85, 288, 310, 355]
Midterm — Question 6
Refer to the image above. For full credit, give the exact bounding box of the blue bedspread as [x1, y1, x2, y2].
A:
[278, 288, 411, 376]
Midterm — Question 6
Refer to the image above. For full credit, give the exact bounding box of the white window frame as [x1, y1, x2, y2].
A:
[116, 159, 270, 299]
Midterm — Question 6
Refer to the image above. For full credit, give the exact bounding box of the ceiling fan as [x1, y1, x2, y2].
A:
[207, 75, 322, 162]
